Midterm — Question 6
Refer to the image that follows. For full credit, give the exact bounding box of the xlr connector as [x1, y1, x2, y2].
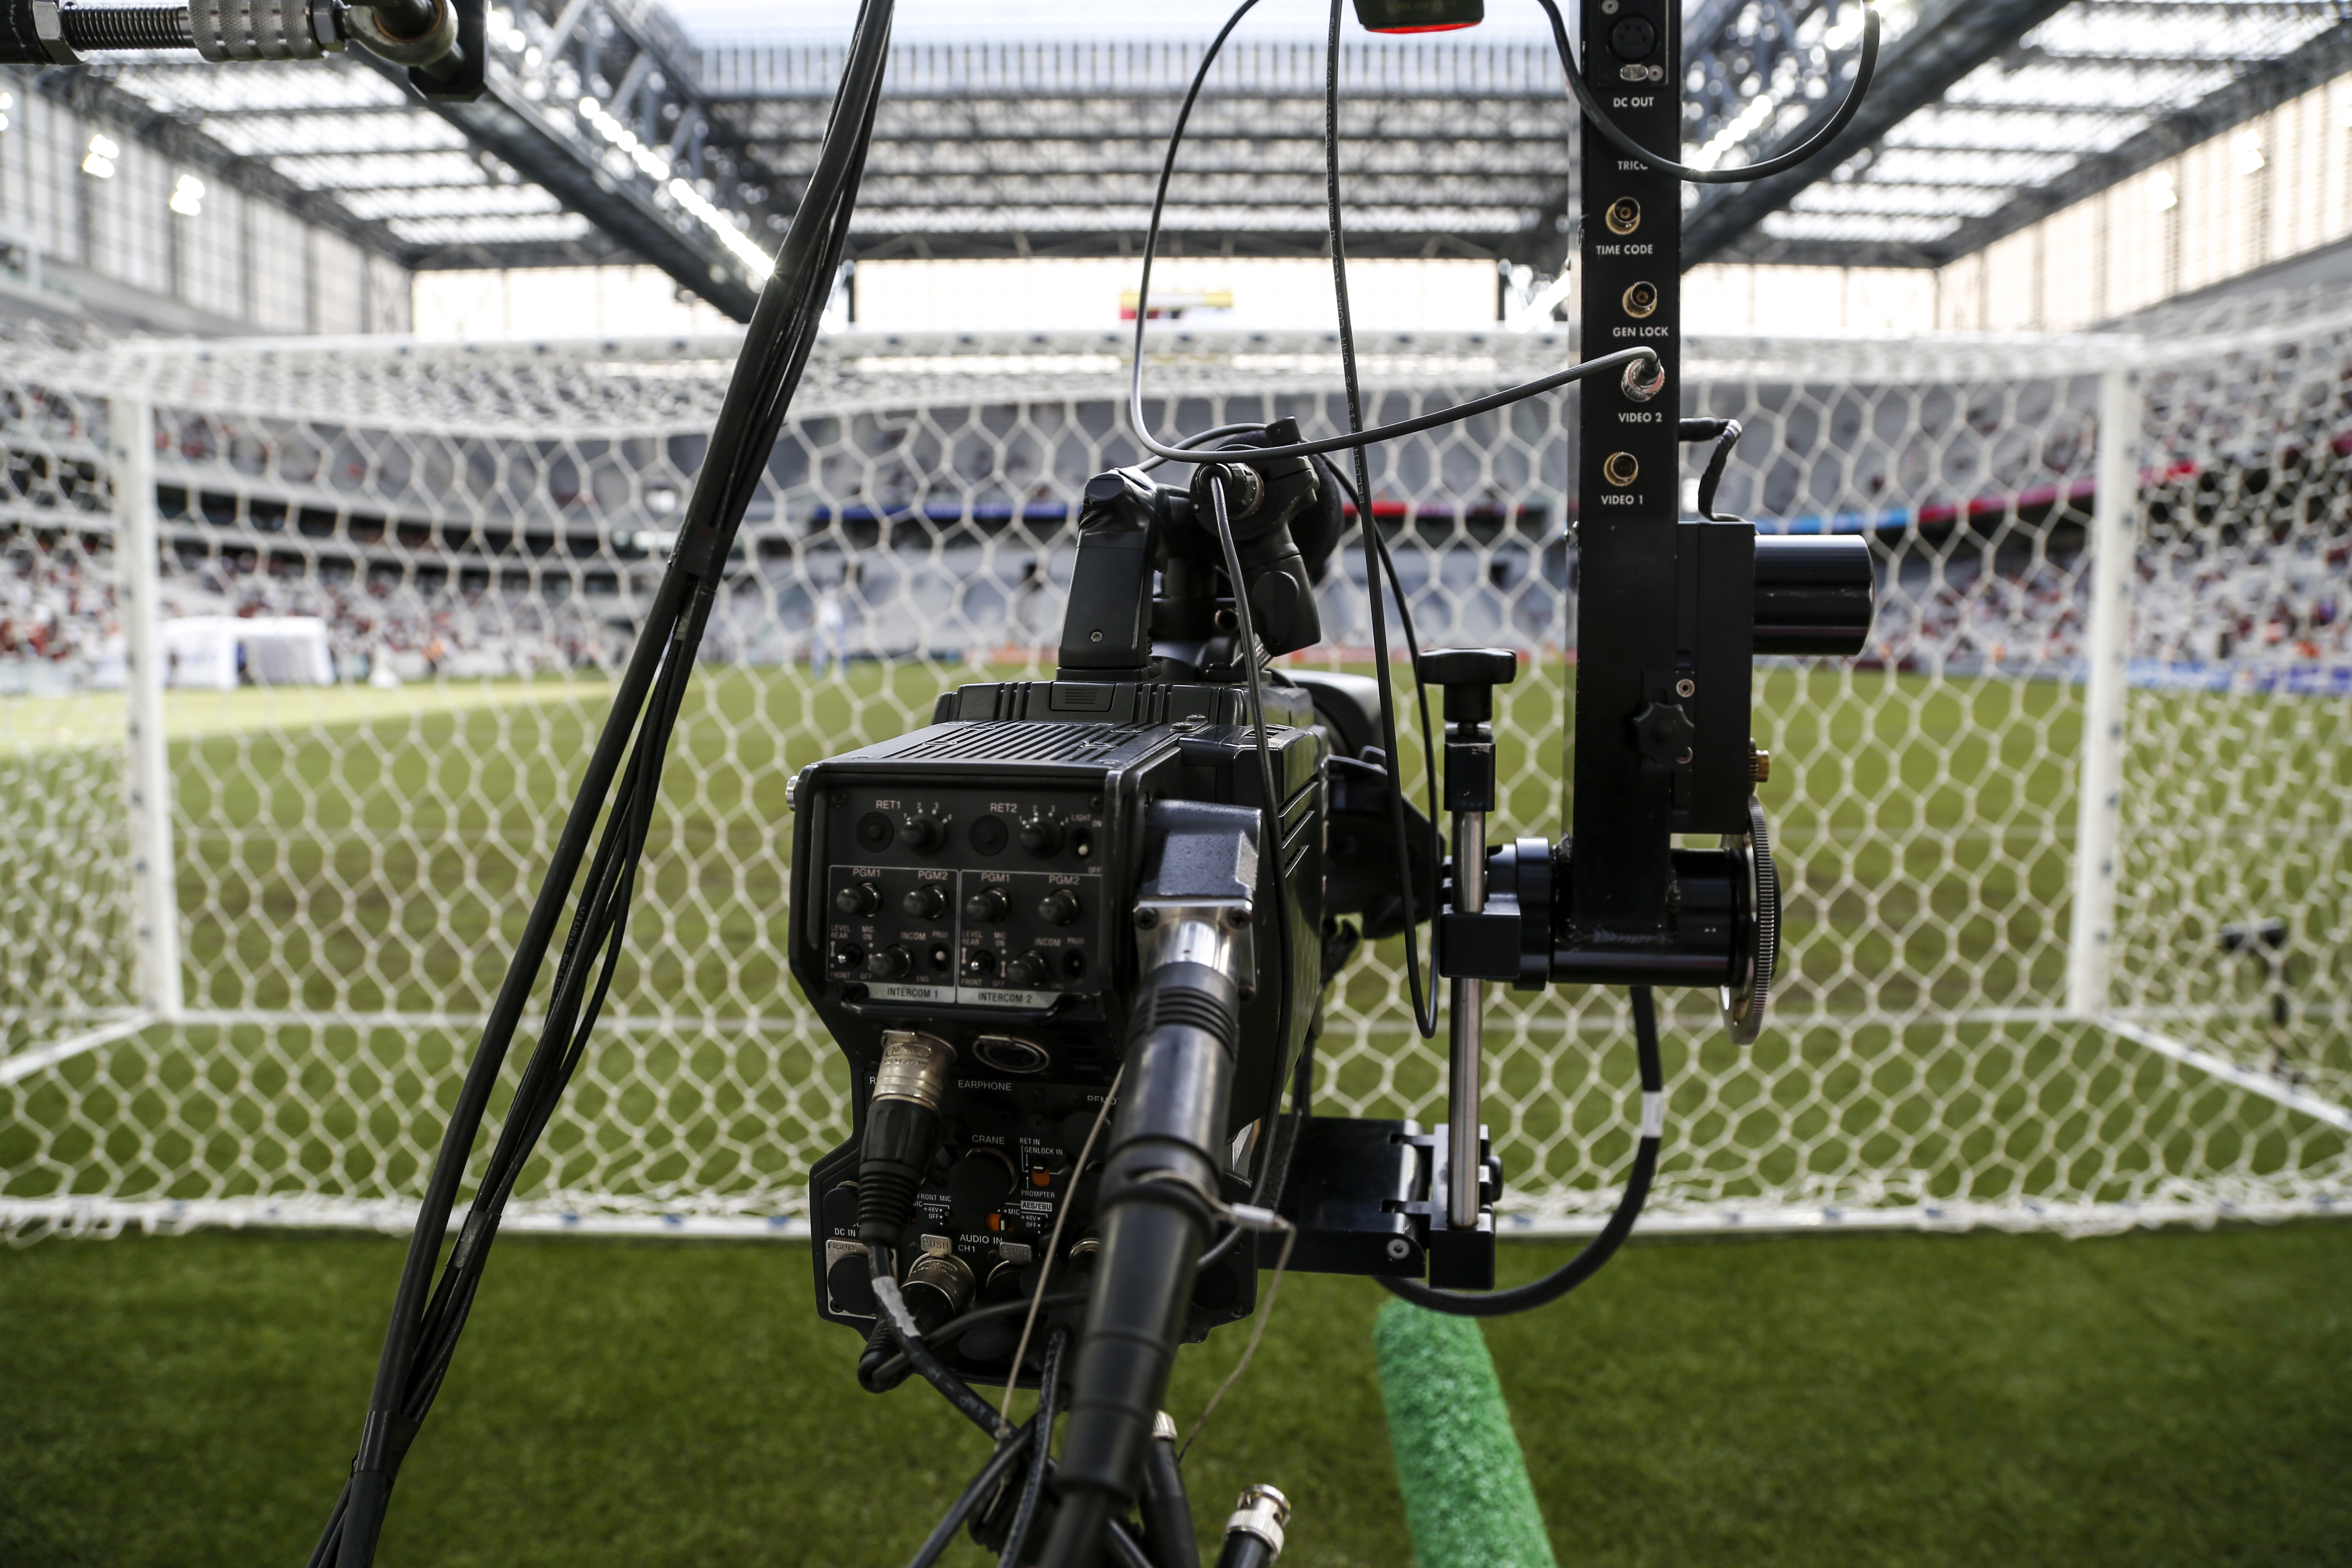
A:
[856, 1029, 955, 1250]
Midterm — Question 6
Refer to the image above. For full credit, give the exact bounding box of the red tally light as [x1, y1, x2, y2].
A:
[1353, 0, 1483, 31]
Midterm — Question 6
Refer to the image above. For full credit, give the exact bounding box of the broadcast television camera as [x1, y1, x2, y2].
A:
[789, 426, 1876, 1357]
[308, 0, 1886, 1563]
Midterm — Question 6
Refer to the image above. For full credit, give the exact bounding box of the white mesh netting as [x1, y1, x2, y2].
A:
[2, 310, 2345, 1239]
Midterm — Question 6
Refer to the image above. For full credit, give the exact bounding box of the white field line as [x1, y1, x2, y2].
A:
[0, 1013, 156, 1087]
[2101, 1015, 2352, 1133]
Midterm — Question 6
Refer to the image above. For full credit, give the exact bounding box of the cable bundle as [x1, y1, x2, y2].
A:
[307, 5, 896, 1563]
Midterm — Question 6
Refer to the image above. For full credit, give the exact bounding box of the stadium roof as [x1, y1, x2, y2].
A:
[29, 0, 2352, 318]
[1684, 0, 2352, 269]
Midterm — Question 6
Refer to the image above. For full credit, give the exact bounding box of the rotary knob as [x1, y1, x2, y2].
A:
[900, 884, 946, 920]
[947, 1150, 1016, 1229]
[1006, 950, 1050, 988]
[902, 815, 944, 851]
[833, 881, 880, 917]
[1632, 700, 1697, 766]
[863, 944, 913, 981]
[1037, 889, 1081, 926]
[963, 887, 1009, 924]
[1018, 821, 1062, 856]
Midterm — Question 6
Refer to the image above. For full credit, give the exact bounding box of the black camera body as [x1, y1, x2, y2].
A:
[787, 685, 1326, 1359]
[787, 430, 1375, 1371]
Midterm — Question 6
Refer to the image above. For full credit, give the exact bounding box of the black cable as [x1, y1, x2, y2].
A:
[870, 1243, 1005, 1434]
[997, 1327, 1069, 1568]
[309, 12, 895, 1564]
[905, 1420, 1039, 1568]
[1381, 987, 1664, 1318]
[1140, 1427, 1200, 1568]
[1323, 0, 1444, 1042]
[1203, 466, 1298, 1131]
[1320, 424, 1441, 1038]
[1680, 417, 1744, 521]
[866, 1291, 1091, 1390]
[1117, 0, 1659, 472]
[1136, 422, 1268, 473]
[1533, 0, 1881, 185]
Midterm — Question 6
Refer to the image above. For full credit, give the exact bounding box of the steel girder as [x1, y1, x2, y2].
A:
[1682, 0, 2077, 267]
[703, 39, 1581, 266]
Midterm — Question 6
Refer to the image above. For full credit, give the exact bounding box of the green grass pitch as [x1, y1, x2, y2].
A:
[1, 661, 2348, 1566]
[2, 1222, 2348, 1566]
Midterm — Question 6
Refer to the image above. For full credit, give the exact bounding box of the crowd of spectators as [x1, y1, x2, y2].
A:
[8, 526, 2349, 693]
[1868, 532, 2350, 673]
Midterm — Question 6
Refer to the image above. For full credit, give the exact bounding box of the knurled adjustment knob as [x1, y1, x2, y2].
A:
[833, 880, 880, 917]
[1037, 888, 1082, 926]
[900, 884, 947, 920]
[1018, 820, 1062, 856]
[1006, 951, 1051, 988]
[1633, 700, 1697, 766]
[963, 887, 1009, 924]
[864, 944, 913, 981]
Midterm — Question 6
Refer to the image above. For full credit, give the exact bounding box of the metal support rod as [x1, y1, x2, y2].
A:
[113, 396, 183, 1022]
[1447, 806, 1486, 1228]
[2066, 359, 2140, 1018]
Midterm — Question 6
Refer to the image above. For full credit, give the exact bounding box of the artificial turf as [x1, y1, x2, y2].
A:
[4, 1221, 2347, 1568]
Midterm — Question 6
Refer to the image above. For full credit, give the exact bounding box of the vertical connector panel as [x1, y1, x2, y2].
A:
[1571, 0, 1682, 934]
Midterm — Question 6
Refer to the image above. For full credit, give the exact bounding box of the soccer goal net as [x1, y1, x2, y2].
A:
[2, 303, 2345, 1239]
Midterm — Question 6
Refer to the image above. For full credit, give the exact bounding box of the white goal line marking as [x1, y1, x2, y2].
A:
[2102, 1015, 2352, 1134]
[0, 1013, 158, 1087]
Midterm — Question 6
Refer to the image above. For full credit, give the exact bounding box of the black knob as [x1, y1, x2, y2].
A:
[947, 1151, 1016, 1225]
[963, 948, 998, 979]
[902, 815, 944, 851]
[1633, 700, 1698, 766]
[963, 887, 1009, 923]
[833, 881, 880, 917]
[864, 944, 912, 981]
[1037, 889, 1081, 926]
[900, 884, 947, 920]
[1018, 821, 1062, 856]
[1006, 950, 1050, 987]
[829, 943, 863, 972]
[820, 1181, 860, 1231]
[1415, 646, 1521, 725]
[826, 1250, 877, 1317]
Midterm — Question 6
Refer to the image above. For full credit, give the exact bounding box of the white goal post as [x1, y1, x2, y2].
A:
[1, 302, 2346, 1240]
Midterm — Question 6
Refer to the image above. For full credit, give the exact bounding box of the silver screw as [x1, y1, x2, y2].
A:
[1675, 677, 1695, 698]
[1385, 1236, 1412, 1261]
